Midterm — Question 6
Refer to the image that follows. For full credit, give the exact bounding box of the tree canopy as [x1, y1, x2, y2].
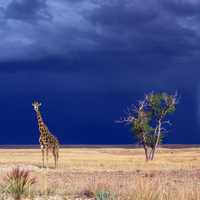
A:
[118, 92, 178, 160]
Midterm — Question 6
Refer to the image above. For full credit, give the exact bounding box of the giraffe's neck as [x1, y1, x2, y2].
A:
[36, 111, 46, 132]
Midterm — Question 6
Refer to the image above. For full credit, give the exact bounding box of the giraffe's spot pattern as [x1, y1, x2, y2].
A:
[34, 108, 59, 168]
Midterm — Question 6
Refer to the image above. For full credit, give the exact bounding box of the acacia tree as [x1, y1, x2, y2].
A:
[117, 92, 178, 161]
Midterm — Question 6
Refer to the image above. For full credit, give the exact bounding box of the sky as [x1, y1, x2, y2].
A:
[0, 0, 200, 144]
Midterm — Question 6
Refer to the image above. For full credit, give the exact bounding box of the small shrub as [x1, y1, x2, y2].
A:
[82, 189, 95, 198]
[3, 167, 36, 200]
[95, 191, 117, 200]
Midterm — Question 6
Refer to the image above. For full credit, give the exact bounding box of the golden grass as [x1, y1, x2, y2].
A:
[0, 147, 199, 171]
[0, 147, 200, 199]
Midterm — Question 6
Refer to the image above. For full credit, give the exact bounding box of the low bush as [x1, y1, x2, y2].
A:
[95, 191, 117, 200]
[3, 167, 36, 200]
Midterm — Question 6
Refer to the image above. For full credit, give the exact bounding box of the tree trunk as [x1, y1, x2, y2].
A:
[151, 119, 162, 160]
[150, 148, 155, 160]
[147, 148, 153, 160]
[143, 143, 149, 161]
[155, 119, 162, 147]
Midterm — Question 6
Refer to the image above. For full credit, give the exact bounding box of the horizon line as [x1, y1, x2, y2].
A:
[0, 144, 199, 149]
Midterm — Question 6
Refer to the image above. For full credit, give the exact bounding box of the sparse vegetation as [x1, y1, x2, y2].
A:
[2, 167, 36, 200]
[0, 148, 199, 199]
[95, 191, 117, 200]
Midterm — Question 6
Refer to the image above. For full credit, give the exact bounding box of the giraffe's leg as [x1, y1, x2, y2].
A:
[53, 147, 59, 169]
[46, 148, 49, 168]
[52, 149, 56, 168]
[56, 148, 59, 168]
[41, 147, 44, 168]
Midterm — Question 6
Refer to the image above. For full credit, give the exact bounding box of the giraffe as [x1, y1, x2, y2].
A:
[32, 101, 59, 168]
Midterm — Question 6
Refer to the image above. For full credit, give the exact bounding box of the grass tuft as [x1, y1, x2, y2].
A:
[95, 191, 117, 200]
[3, 167, 36, 200]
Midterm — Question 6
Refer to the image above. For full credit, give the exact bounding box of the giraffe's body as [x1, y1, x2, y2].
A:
[33, 101, 59, 168]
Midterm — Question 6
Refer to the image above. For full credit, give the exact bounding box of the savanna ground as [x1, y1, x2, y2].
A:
[0, 147, 200, 199]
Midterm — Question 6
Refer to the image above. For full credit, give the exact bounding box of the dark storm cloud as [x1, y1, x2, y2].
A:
[83, 0, 200, 57]
[162, 0, 200, 17]
[0, 0, 199, 89]
[4, 0, 51, 21]
[0, 0, 200, 92]
[0, 0, 199, 63]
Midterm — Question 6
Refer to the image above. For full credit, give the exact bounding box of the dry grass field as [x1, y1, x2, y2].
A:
[0, 147, 200, 199]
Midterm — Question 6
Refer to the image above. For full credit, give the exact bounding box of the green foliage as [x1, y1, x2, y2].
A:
[131, 111, 154, 143]
[145, 134, 157, 148]
[3, 167, 36, 200]
[130, 92, 176, 148]
[148, 93, 163, 116]
[148, 93, 176, 118]
[95, 191, 117, 200]
[120, 91, 177, 160]
[146, 132, 164, 147]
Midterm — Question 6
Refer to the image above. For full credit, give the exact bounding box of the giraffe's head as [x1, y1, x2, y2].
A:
[32, 101, 42, 112]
